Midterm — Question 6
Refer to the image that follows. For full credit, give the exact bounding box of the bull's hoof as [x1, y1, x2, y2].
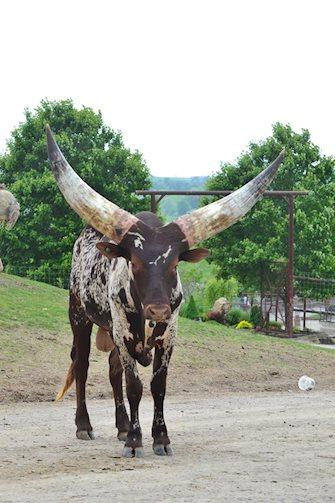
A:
[117, 431, 128, 442]
[122, 446, 144, 458]
[76, 430, 95, 440]
[153, 444, 173, 456]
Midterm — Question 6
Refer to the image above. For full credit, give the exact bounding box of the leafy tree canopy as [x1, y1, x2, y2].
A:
[205, 123, 335, 292]
[0, 99, 151, 284]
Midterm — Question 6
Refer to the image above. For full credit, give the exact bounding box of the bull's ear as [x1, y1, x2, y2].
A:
[96, 242, 130, 261]
[179, 248, 210, 263]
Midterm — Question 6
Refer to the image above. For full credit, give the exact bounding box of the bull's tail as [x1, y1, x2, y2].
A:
[55, 362, 75, 401]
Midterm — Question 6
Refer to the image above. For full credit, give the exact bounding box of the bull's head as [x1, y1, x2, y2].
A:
[46, 126, 284, 322]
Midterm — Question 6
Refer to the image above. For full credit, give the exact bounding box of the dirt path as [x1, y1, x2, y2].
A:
[1, 391, 335, 502]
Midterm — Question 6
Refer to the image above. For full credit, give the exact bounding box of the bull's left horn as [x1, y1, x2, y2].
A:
[173, 150, 284, 246]
[46, 126, 139, 242]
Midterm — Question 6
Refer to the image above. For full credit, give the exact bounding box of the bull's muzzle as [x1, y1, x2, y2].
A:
[144, 304, 171, 322]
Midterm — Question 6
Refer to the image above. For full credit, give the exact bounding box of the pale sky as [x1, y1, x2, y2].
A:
[1, 0, 334, 177]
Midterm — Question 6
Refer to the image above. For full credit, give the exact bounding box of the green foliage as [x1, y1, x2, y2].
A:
[178, 258, 240, 316]
[0, 99, 151, 285]
[182, 295, 199, 320]
[152, 176, 208, 220]
[204, 276, 240, 308]
[178, 259, 219, 312]
[267, 320, 282, 331]
[205, 123, 335, 296]
[250, 305, 263, 327]
[226, 307, 246, 326]
[236, 320, 253, 330]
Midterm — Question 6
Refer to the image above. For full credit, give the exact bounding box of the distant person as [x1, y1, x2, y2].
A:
[243, 295, 250, 308]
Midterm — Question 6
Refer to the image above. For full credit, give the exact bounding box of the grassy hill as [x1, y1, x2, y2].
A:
[0, 273, 334, 403]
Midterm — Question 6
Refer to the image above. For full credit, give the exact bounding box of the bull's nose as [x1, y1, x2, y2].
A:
[144, 304, 171, 322]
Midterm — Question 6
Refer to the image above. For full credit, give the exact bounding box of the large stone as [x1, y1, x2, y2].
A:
[213, 297, 231, 314]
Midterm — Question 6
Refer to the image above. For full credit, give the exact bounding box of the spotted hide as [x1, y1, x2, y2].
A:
[59, 215, 202, 457]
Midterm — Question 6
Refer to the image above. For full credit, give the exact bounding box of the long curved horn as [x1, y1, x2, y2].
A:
[173, 151, 284, 246]
[46, 126, 138, 242]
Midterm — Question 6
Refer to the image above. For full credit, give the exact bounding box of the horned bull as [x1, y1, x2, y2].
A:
[46, 126, 284, 457]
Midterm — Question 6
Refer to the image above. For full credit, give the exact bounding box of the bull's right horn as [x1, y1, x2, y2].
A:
[46, 126, 139, 242]
[173, 150, 285, 246]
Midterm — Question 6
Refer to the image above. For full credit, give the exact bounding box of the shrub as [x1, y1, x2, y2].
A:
[236, 320, 253, 330]
[267, 321, 282, 331]
[183, 295, 199, 320]
[226, 308, 245, 326]
[240, 310, 250, 322]
[250, 305, 263, 327]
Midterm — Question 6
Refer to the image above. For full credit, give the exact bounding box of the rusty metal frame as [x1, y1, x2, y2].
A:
[136, 189, 309, 337]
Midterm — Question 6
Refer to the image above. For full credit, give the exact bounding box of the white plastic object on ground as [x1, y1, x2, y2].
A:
[298, 375, 315, 391]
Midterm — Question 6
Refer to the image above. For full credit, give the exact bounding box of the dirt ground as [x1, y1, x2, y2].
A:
[1, 390, 335, 502]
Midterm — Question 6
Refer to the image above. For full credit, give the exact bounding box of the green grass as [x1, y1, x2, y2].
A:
[0, 273, 69, 332]
[178, 317, 334, 354]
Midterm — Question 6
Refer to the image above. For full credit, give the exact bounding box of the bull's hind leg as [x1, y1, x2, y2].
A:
[112, 311, 144, 458]
[151, 345, 173, 456]
[69, 295, 94, 440]
[109, 347, 130, 441]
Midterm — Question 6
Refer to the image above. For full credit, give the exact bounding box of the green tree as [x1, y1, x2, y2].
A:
[250, 305, 263, 327]
[0, 99, 151, 285]
[205, 123, 335, 293]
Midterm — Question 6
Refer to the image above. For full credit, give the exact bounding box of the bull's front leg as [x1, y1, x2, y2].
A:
[112, 308, 144, 458]
[123, 360, 143, 458]
[151, 321, 176, 456]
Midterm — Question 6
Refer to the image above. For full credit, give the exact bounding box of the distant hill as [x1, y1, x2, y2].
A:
[151, 176, 209, 220]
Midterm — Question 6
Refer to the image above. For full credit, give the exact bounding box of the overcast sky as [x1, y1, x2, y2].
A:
[1, 0, 334, 177]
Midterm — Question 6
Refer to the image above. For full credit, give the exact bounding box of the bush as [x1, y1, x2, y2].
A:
[267, 321, 282, 331]
[204, 276, 240, 309]
[226, 308, 245, 326]
[183, 295, 199, 320]
[236, 320, 253, 330]
[241, 310, 250, 322]
[250, 305, 263, 327]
